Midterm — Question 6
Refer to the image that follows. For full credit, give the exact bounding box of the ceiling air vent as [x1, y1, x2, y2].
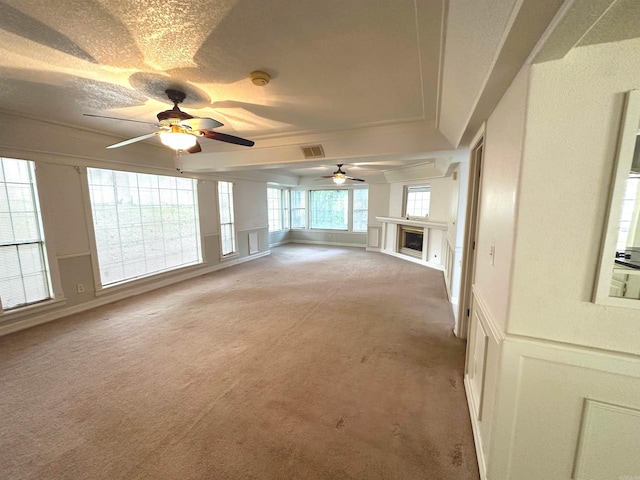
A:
[301, 144, 325, 159]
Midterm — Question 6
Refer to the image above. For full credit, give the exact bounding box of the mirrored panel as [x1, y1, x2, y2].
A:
[611, 147, 640, 299]
[595, 90, 640, 306]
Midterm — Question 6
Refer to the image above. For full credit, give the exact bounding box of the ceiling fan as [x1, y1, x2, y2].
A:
[84, 89, 255, 153]
[320, 164, 365, 184]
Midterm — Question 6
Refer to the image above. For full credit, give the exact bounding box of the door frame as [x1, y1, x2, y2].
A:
[456, 125, 485, 339]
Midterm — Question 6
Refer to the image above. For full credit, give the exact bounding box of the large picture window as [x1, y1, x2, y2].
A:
[218, 181, 236, 256]
[310, 190, 348, 230]
[87, 168, 201, 287]
[0, 158, 51, 310]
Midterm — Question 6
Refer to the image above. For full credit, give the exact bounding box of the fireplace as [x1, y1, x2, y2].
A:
[399, 226, 424, 258]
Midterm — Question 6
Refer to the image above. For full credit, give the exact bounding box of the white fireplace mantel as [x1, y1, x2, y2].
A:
[375, 216, 447, 230]
[375, 216, 448, 271]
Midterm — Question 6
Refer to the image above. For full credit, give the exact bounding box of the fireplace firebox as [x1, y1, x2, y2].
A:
[399, 226, 424, 258]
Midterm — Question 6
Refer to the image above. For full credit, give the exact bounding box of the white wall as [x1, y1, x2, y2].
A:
[465, 38, 640, 480]
[510, 38, 640, 354]
[388, 175, 457, 224]
[474, 65, 528, 332]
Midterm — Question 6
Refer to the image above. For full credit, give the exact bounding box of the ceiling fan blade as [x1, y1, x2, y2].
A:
[186, 140, 201, 154]
[180, 117, 223, 130]
[346, 176, 365, 182]
[320, 175, 335, 178]
[201, 130, 255, 147]
[84, 113, 160, 127]
[106, 132, 157, 149]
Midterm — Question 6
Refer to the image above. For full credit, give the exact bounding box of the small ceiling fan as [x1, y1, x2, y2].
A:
[320, 164, 365, 184]
[84, 89, 255, 153]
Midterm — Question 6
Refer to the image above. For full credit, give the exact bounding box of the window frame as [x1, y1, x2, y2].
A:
[352, 187, 369, 233]
[290, 189, 307, 230]
[85, 167, 203, 289]
[404, 185, 431, 219]
[0, 157, 53, 312]
[309, 188, 350, 231]
[217, 180, 237, 257]
[267, 186, 290, 232]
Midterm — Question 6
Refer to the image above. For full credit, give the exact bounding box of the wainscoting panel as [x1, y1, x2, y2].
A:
[487, 337, 640, 480]
[573, 399, 640, 480]
[249, 232, 259, 254]
[464, 290, 504, 479]
[367, 225, 381, 251]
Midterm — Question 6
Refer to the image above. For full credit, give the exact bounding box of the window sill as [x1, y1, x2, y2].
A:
[220, 252, 239, 262]
[0, 297, 67, 321]
[95, 261, 204, 297]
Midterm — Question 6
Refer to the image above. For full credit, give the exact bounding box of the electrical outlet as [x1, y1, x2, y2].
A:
[76, 283, 85, 294]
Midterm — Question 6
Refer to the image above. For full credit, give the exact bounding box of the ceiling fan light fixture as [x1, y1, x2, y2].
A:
[332, 175, 346, 185]
[159, 126, 197, 151]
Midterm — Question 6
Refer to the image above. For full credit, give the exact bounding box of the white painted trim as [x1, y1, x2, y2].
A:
[472, 285, 506, 343]
[464, 376, 488, 480]
[593, 90, 640, 309]
[375, 216, 448, 230]
[270, 240, 292, 247]
[237, 226, 269, 232]
[0, 251, 270, 337]
[289, 240, 366, 248]
[56, 251, 91, 260]
[488, 335, 640, 479]
[0, 297, 67, 323]
[366, 247, 381, 252]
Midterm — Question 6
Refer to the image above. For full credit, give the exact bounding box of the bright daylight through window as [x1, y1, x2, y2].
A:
[0, 157, 51, 310]
[353, 188, 368, 232]
[218, 181, 236, 256]
[87, 168, 201, 287]
[291, 190, 306, 229]
[310, 190, 348, 230]
[405, 186, 431, 218]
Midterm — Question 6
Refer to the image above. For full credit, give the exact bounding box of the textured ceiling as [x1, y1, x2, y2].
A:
[0, 0, 447, 179]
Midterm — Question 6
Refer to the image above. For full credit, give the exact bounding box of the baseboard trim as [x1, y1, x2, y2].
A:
[269, 240, 292, 247]
[289, 240, 366, 248]
[0, 250, 271, 337]
[366, 247, 381, 252]
[464, 376, 488, 480]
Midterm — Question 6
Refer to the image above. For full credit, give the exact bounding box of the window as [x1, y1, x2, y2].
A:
[310, 190, 348, 230]
[267, 187, 283, 231]
[405, 186, 431, 218]
[0, 158, 51, 310]
[87, 168, 201, 287]
[218, 181, 236, 256]
[353, 188, 368, 232]
[282, 189, 290, 230]
[291, 190, 306, 229]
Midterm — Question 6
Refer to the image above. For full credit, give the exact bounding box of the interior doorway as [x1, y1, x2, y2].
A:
[456, 129, 485, 339]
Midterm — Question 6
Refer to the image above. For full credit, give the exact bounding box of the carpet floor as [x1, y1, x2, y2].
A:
[0, 244, 479, 479]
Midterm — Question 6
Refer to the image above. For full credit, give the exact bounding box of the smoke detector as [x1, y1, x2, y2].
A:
[250, 71, 270, 86]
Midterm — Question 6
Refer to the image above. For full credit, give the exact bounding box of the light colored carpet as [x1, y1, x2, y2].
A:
[0, 244, 479, 479]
